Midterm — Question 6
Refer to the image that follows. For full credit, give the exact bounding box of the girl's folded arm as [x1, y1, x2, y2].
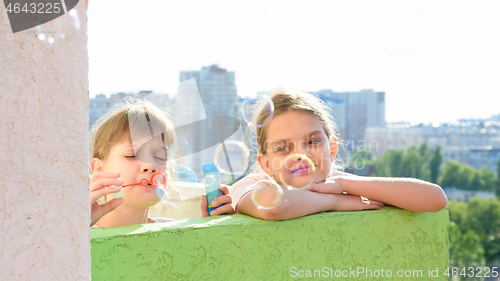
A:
[236, 188, 339, 220]
[236, 186, 383, 220]
[336, 176, 448, 212]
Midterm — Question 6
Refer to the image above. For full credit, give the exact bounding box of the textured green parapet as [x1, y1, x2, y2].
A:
[91, 207, 449, 280]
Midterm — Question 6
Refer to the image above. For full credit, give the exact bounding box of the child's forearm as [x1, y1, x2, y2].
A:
[337, 176, 448, 212]
[237, 188, 338, 220]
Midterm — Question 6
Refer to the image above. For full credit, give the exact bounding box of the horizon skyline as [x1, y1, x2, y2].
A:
[88, 0, 500, 125]
[90, 84, 500, 125]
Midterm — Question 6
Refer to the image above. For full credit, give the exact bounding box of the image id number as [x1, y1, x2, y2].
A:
[6, 2, 62, 14]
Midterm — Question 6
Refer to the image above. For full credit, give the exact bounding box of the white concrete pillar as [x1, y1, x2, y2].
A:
[0, 1, 90, 280]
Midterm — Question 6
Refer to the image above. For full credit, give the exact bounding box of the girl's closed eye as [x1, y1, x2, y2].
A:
[309, 139, 322, 145]
[276, 147, 290, 153]
[124, 150, 137, 159]
[154, 156, 167, 162]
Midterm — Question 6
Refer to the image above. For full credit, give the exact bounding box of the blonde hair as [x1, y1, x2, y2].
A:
[90, 96, 176, 165]
[251, 87, 343, 172]
[89, 97, 177, 208]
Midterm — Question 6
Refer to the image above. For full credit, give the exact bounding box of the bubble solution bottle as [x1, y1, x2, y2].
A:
[202, 163, 224, 216]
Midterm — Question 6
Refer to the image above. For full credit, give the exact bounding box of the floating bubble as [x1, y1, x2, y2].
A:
[278, 154, 317, 190]
[251, 180, 283, 209]
[155, 165, 202, 206]
[35, 9, 81, 46]
[156, 170, 182, 206]
[170, 165, 199, 201]
[241, 96, 274, 128]
[167, 138, 193, 167]
[214, 140, 250, 175]
[171, 165, 198, 183]
[157, 183, 183, 207]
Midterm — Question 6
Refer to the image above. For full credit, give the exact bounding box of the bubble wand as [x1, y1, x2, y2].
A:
[121, 172, 167, 188]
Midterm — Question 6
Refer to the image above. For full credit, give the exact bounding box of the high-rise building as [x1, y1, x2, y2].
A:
[315, 89, 386, 152]
[89, 94, 110, 126]
[176, 65, 240, 178]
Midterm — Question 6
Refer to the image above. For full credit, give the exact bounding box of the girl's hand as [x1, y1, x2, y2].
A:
[90, 171, 125, 226]
[306, 178, 343, 194]
[334, 194, 383, 211]
[200, 184, 235, 217]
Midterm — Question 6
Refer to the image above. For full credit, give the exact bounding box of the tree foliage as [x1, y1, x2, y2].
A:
[430, 146, 442, 184]
[438, 161, 496, 191]
[373, 144, 437, 181]
[496, 159, 500, 198]
[373, 143, 500, 266]
[448, 198, 500, 264]
[448, 222, 486, 281]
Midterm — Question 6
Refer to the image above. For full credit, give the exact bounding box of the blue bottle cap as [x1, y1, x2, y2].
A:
[202, 163, 218, 174]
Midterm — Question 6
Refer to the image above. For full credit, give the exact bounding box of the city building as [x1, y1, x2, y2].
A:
[89, 94, 110, 126]
[366, 119, 500, 175]
[469, 145, 500, 175]
[313, 89, 385, 165]
[315, 89, 386, 150]
[176, 65, 241, 178]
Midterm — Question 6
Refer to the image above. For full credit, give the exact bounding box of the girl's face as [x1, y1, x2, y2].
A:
[96, 135, 169, 207]
[257, 110, 337, 187]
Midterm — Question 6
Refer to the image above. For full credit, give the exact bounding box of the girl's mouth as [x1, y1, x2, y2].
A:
[291, 165, 313, 174]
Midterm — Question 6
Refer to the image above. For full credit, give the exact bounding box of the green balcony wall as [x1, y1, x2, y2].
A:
[91, 207, 449, 280]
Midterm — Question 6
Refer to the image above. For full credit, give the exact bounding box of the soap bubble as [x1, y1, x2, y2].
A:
[214, 140, 250, 175]
[171, 165, 198, 183]
[35, 9, 81, 46]
[241, 96, 274, 128]
[278, 154, 317, 190]
[170, 165, 199, 201]
[156, 170, 183, 206]
[251, 180, 283, 209]
[167, 138, 193, 167]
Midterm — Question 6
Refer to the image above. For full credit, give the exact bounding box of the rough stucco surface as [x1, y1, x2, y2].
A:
[91, 207, 449, 280]
[0, 1, 90, 280]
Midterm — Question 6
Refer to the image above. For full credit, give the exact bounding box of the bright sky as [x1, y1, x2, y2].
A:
[88, 0, 500, 124]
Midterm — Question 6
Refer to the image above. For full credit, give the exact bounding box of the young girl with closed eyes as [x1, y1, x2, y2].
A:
[230, 88, 447, 220]
[89, 98, 233, 227]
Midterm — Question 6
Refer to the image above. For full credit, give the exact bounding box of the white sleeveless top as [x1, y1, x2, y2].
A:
[229, 171, 356, 212]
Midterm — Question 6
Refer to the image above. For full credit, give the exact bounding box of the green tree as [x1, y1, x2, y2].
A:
[478, 167, 495, 191]
[470, 172, 483, 191]
[418, 142, 430, 158]
[353, 145, 373, 161]
[429, 145, 442, 184]
[438, 161, 488, 190]
[402, 146, 430, 180]
[448, 200, 467, 227]
[448, 222, 486, 281]
[459, 165, 476, 190]
[447, 199, 500, 280]
[350, 145, 374, 166]
[438, 161, 462, 188]
[496, 159, 500, 198]
[464, 198, 500, 263]
[374, 144, 439, 181]
[374, 149, 405, 177]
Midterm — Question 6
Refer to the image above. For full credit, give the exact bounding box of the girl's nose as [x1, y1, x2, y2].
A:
[141, 167, 158, 173]
[140, 159, 158, 174]
[296, 144, 312, 159]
